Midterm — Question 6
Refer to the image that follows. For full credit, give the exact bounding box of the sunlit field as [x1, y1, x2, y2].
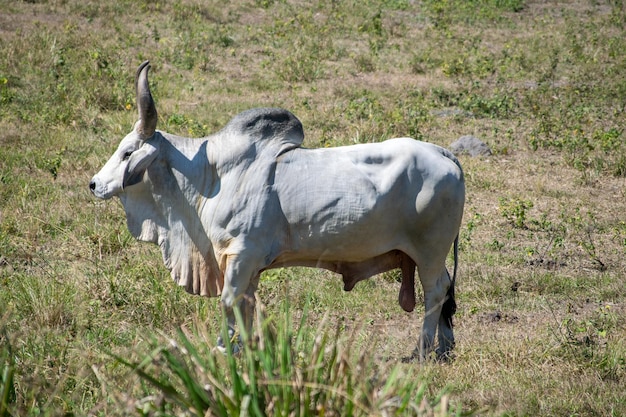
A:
[1, 0, 625, 415]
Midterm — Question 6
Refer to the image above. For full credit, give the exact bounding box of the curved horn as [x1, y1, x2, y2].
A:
[135, 61, 157, 138]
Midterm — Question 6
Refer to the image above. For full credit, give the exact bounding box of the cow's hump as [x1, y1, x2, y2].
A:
[224, 108, 304, 151]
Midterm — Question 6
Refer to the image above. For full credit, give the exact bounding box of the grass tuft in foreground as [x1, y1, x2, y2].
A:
[0, 324, 16, 417]
[107, 301, 465, 417]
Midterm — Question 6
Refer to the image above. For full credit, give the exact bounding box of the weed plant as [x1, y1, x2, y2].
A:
[105, 302, 459, 416]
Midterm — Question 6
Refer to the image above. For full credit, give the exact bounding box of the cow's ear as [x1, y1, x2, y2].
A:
[123, 142, 158, 188]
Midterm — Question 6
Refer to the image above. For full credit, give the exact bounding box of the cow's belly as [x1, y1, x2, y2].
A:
[281, 217, 403, 263]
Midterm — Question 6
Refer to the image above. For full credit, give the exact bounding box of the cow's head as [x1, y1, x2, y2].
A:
[90, 61, 159, 199]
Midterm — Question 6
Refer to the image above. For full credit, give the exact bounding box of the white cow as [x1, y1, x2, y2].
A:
[90, 61, 465, 360]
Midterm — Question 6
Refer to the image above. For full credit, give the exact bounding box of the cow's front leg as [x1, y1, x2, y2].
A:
[217, 283, 259, 354]
[225, 275, 259, 334]
[217, 254, 261, 353]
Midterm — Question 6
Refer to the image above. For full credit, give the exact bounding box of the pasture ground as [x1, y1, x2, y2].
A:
[1, 0, 625, 415]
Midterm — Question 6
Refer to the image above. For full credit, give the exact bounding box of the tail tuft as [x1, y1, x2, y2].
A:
[442, 233, 459, 328]
[441, 284, 456, 328]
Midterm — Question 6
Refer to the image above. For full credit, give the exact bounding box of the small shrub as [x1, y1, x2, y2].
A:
[353, 53, 376, 73]
[460, 90, 515, 118]
[345, 93, 384, 121]
[499, 197, 534, 229]
[165, 113, 209, 137]
[0, 77, 14, 105]
[422, 0, 525, 28]
[554, 304, 626, 382]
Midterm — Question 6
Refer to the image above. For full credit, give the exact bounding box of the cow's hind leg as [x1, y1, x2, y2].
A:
[415, 266, 451, 361]
[436, 269, 456, 360]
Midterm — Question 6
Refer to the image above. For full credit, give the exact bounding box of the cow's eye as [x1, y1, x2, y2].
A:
[122, 151, 133, 161]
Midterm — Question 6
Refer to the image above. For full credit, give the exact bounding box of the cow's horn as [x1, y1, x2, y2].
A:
[135, 60, 157, 138]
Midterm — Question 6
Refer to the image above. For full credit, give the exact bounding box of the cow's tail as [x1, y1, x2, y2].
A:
[441, 234, 458, 328]
[436, 144, 462, 329]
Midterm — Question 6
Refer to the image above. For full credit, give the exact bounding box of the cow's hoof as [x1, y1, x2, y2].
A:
[435, 349, 455, 363]
[401, 353, 419, 363]
[401, 348, 424, 363]
[215, 340, 241, 355]
[402, 347, 453, 363]
[216, 328, 242, 355]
